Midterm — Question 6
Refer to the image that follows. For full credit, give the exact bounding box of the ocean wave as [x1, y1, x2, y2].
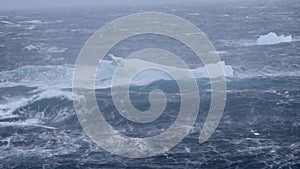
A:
[24, 44, 68, 54]
[0, 89, 73, 117]
[0, 59, 234, 89]
[0, 65, 73, 89]
[47, 47, 68, 53]
[20, 20, 63, 24]
[26, 25, 36, 30]
[0, 119, 57, 130]
[24, 44, 44, 51]
[2, 58, 300, 91]
[0, 89, 75, 127]
[0, 59, 233, 124]
[1, 75, 298, 124]
[0, 20, 14, 24]
[21, 20, 45, 24]
[235, 70, 300, 78]
[0, 20, 21, 27]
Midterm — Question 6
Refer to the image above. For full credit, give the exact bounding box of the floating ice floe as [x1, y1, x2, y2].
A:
[253, 132, 260, 136]
[257, 32, 292, 45]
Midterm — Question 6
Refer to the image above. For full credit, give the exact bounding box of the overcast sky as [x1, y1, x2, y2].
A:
[0, 0, 200, 9]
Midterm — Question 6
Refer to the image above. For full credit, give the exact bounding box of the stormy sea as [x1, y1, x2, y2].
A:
[0, 0, 299, 168]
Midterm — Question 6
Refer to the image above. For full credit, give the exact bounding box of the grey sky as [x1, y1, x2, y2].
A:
[0, 0, 199, 9]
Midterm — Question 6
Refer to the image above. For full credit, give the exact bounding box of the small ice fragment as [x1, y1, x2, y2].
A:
[251, 130, 260, 136]
[185, 147, 191, 153]
[253, 132, 260, 136]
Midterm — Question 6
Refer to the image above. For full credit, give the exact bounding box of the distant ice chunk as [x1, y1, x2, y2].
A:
[253, 132, 260, 136]
[257, 32, 292, 45]
[184, 147, 191, 153]
[193, 61, 234, 78]
[251, 129, 261, 136]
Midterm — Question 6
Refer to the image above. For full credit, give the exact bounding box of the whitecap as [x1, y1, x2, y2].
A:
[47, 47, 68, 53]
[24, 43, 47, 52]
[0, 89, 73, 121]
[187, 13, 199, 16]
[0, 20, 14, 24]
[0, 20, 21, 27]
[209, 51, 227, 55]
[0, 119, 57, 130]
[26, 25, 36, 30]
[21, 20, 45, 24]
[24, 44, 40, 51]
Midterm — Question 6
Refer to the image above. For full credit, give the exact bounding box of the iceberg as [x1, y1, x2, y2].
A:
[257, 32, 292, 45]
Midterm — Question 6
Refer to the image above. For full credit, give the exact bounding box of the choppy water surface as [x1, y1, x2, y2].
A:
[0, 0, 300, 168]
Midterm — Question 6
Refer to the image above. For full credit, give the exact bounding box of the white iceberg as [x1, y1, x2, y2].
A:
[257, 32, 292, 45]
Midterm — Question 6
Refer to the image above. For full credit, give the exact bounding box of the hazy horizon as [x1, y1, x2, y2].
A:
[0, 0, 203, 9]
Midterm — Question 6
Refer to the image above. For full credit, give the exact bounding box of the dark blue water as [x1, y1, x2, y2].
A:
[1, 0, 300, 168]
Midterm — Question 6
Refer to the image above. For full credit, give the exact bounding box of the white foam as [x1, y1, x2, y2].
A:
[21, 20, 45, 24]
[24, 43, 48, 52]
[24, 44, 68, 53]
[47, 47, 68, 53]
[21, 20, 62, 24]
[0, 20, 21, 27]
[0, 89, 73, 119]
[257, 32, 292, 45]
[24, 44, 40, 51]
[0, 59, 233, 90]
[209, 51, 227, 55]
[0, 64, 73, 89]
[187, 13, 200, 16]
[0, 20, 14, 24]
[26, 25, 36, 30]
[0, 119, 57, 130]
[0, 60, 233, 123]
